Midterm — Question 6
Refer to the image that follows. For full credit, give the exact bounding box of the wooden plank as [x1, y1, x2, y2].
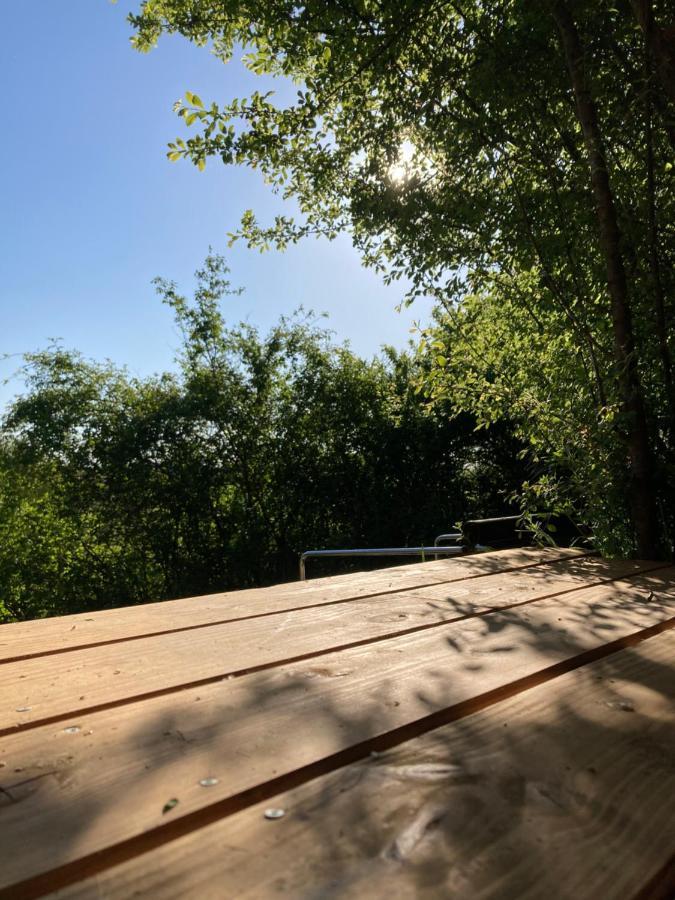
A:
[401, 554, 663, 604]
[0, 576, 673, 896]
[0, 547, 588, 663]
[49, 629, 675, 900]
[0, 558, 662, 732]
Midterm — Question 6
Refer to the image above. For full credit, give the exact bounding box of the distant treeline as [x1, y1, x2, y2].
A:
[0, 257, 527, 622]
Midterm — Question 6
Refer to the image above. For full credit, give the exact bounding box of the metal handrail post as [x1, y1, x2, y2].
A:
[298, 545, 465, 581]
[433, 533, 462, 547]
[433, 532, 463, 560]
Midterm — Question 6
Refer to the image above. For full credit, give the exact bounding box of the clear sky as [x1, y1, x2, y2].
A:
[1, 1, 433, 409]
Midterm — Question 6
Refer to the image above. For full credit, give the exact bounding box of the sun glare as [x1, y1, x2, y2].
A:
[388, 140, 416, 184]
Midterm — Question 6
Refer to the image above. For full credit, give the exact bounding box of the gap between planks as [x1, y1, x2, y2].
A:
[1, 560, 668, 735]
[4, 614, 674, 900]
[634, 854, 675, 900]
[47, 629, 675, 900]
[0, 548, 592, 664]
[1, 581, 674, 897]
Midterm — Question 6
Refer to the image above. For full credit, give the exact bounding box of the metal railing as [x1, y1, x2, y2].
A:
[433, 532, 463, 547]
[299, 545, 465, 581]
[433, 532, 463, 560]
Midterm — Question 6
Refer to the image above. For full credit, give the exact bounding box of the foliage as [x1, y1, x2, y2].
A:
[418, 278, 634, 554]
[0, 255, 526, 621]
[128, 0, 675, 557]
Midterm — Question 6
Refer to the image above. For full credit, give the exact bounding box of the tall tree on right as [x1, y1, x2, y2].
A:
[130, 0, 675, 556]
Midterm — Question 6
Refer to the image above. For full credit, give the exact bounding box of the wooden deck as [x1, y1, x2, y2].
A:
[0, 547, 674, 899]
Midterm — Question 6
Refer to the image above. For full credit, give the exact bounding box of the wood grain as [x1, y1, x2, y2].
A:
[48, 629, 675, 900]
[1, 558, 662, 732]
[1, 575, 673, 896]
[0, 547, 588, 663]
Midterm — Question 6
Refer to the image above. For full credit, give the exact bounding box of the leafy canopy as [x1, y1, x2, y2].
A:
[0, 255, 525, 621]
[129, 0, 675, 555]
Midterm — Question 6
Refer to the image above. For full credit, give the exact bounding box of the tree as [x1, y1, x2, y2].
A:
[1, 255, 526, 620]
[129, 1, 675, 557]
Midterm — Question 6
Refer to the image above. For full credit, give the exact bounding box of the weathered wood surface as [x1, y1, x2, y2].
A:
[0, 547, 588, 663]
[1, 556, 662, 731]
[51, 630, 675, 900]
[0, 549, 673, 900]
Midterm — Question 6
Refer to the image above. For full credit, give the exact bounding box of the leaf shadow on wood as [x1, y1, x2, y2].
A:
[1, 566, 674, 897]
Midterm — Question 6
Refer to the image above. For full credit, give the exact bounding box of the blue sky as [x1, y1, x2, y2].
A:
[1, 1, 433, 409]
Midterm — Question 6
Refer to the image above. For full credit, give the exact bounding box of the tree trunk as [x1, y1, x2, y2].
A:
[644, 41, 675, 435]
[631, 0, 675, 150]
[631, 0, 675, 104]
[552, 1, 660, 558]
